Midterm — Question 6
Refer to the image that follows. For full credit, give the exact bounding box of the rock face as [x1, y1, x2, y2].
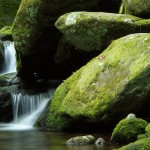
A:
[55, 12, 150, 52]
[0, 42, 4, 70]
[43, 33, 150, 130]
[111, 115, 148, 144]
[120, 0, 150, 18]
[0, 0, 21, 28]
[12, 0, 121, 81]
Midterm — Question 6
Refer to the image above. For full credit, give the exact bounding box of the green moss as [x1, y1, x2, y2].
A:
[55, 12, 150, 53]
[44, 33, 150, 130]
[0, 73, 16, 87]
[145, 124, 150, 134]
[0, 26, 12, 41]
[119, 0, 150, 18]
[116, 138, 150, 150]
[111, 118, 148, 144]
[0, 0, 21, 28]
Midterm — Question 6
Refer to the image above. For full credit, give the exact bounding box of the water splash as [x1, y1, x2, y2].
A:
[1, 41, 16, 74]
[0, 90, 54, 130]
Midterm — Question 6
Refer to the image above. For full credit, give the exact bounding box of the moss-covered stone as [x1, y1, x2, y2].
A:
[145, 124, 150, 134]
[111, 117, 148, 144]
[44, 33, 150, 130]
[120, 0, 150, 18]
[12, 0, 121, 81]
[0, 0, 21, 28]
[116, 138, 150, 150]
[0, 26, 12, 41]
[55, 12, 150, 52]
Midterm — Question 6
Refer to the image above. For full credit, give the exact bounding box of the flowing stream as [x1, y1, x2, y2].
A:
[0, 41, 54, 130]
[0, 41, 16, 74]
[0, 91, 54, 130]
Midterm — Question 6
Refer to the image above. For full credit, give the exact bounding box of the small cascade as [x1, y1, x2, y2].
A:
[0, 90, 54, 130]
[1, 41, 16, 74]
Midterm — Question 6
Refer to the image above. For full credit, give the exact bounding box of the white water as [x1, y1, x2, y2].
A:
[0, 41, 55, 130]
[0, 90, 54, 130]
[1, 41, 16, 74]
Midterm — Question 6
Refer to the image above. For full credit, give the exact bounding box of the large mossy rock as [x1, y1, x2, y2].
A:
[0, 0, 21, 28]
[43, 33, 150, 130]
[111, 116, 148, 144]
[12, 0, 121, 81]
[55, 12, 150, 52]
[120, 0, 150, 18]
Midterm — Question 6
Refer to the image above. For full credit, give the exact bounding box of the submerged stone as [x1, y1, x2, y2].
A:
[66, 135, 95, 145]
[44, 33, 150, 130]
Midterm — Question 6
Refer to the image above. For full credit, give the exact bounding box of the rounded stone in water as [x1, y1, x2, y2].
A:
[66, 135, 95, 146]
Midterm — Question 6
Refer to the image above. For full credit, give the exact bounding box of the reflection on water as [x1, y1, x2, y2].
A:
[0, 129, 120, 150]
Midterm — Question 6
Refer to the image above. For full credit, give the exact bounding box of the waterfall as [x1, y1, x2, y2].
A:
[1, 41, 16, 74]
[0, 41, 56, 130]
[0, 90, 54, 130]
[12, 91, 54, 125]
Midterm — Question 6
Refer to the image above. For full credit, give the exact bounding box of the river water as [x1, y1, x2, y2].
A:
[0, 129, 120, 150]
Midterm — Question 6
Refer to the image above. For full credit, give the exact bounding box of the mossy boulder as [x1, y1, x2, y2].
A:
[12, 0, 121, 81]
[120, 0, 150, 18]
[111, 115, 148, 144]
[55, 12, 150, 52]
[116, 138, 150, 150]
[43, 33, 150, 130]
[0, 26, 12, 41]
[0, 0, 21, 28]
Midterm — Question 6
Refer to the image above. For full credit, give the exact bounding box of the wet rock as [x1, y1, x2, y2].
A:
[66, 135, 95, 145]
[95, 137, 106, 145]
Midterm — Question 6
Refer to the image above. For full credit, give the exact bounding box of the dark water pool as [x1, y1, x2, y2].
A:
[0, 129, 121, 150]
